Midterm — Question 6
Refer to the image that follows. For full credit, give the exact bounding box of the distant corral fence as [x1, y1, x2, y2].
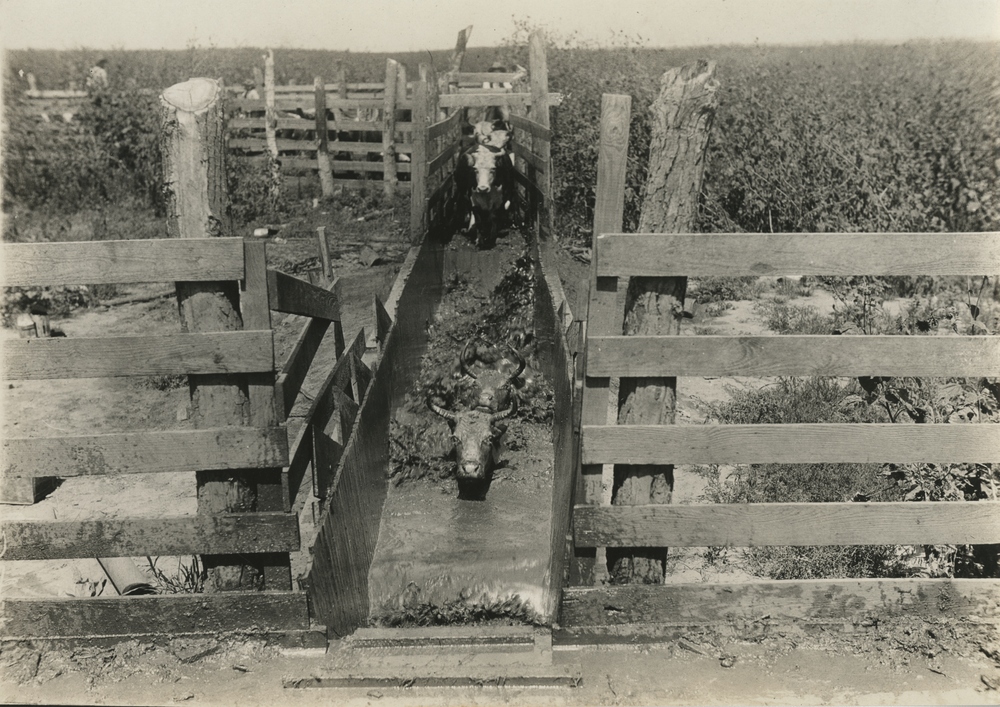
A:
[553, 94, 1000, 636]
[226, 38, 560, 241]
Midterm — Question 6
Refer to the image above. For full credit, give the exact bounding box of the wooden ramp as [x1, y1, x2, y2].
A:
[283, 626, 582, 690]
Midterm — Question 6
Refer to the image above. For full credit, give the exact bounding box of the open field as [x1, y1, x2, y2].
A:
[6, 39, 999, 239]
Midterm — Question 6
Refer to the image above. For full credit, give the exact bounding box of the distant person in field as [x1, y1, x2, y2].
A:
[87, 58, 109, 89]
[242, 79, 260, 100]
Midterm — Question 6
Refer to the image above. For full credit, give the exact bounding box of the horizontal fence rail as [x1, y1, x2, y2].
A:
[3, 238, 246, 286]
[1, 593, 311, 640]
[586, 335, 1000, 378]
[581, 423, 1000, 465]
[574, 502, 1000, 548]
[1, 513, 300, 560]
[561, 579, 1000, 626]
[4, 427, 289, 477]
[4, 331, 274, 379]
[594, 232, 1000, 277]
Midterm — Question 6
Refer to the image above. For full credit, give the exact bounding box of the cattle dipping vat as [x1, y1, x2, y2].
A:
[303, 225, 578, 635]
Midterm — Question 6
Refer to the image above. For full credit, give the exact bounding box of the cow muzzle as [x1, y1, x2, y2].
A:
[459, 462, 485, 480]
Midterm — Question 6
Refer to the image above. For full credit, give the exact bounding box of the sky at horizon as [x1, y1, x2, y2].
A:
[2, 0, 999, 52]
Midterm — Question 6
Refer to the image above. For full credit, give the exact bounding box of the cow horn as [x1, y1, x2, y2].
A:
[505, 343, 526, 381]
[427, 396, 457, 421]
[460, 338, 477, 380]
[490, 394, 518, 423]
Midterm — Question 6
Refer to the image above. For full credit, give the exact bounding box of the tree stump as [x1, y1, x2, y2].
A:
[160, 77, 284, 592]
[609, 60, 719, 583]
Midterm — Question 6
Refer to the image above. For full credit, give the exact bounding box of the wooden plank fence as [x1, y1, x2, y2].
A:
[558, 93, 1000, 632]
[227, 38, 559, 244]
[0, 236, 345, 645]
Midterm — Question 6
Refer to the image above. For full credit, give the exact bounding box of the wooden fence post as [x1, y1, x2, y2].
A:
[409, 66, 429, 243]
[160, 77, 286, 591]
[449, 25, 473, 73]
[573, 94, 631, 587]
[315, 76, 334, 198]
[317, 226, 332, 282]
[609, 61, 719, 584]
[426, 63, 440, 126]
[335, 61, 348, 122]
[382, 59, 399, 200]
[264, 49, 280, 201]
[529, 30, 553, 242]
[395, 62, 408, 119]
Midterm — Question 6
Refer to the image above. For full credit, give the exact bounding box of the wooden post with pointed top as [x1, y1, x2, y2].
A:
[264, 49, 281, 202]
[529, 30, 553, 241]
[315, 76, 334, 198]
[409, 65, 430, 242]
[382, 59, 400, 199]
[573, 93, 632, 587]
[335, 61, 348, 123]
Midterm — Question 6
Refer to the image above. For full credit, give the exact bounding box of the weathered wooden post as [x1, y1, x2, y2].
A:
[263, 49, 281, 202]
[449, 25, 473, 73]
[608, 61, 719, 584]
[395, 62, 408, 120]
[409, 65, 430, 243]
[573, 94, 631, 586]
[528, 30, 553, 241]
[160, 77, 289, 592]
[315, 76, 334, 198]
[382, 59, 400, 199]
[334, 61, 348, 123]
[316, 225, 333, 282]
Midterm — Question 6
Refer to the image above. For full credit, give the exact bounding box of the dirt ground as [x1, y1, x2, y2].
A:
[4, 627, 1000, 705]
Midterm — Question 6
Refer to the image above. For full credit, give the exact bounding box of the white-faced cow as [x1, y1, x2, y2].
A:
[456, 141, 514, 249]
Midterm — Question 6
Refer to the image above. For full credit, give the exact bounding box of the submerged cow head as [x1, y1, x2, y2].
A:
[427, 396, 517, 482]
[459, 337, 526, 412]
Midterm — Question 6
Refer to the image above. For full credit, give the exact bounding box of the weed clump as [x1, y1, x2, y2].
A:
[370, 592, 541, 628]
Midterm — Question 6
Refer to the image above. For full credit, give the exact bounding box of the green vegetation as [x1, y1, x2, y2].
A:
[370, 593, 541, 628]
[8, 37, 997, 240]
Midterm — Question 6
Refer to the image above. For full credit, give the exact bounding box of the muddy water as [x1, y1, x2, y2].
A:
[367, 237, 555, 620]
